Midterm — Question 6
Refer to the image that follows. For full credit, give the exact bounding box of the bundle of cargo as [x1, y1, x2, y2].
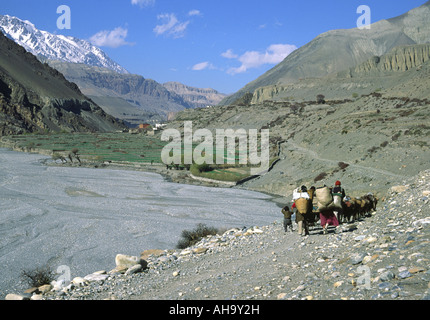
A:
[315, 186, 333, 211]
[292, 187, 311, 214]
[295, 197, 310, 214]
[332, 192, 343, 209]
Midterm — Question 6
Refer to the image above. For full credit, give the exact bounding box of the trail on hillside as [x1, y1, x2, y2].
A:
[282, 140, 408, 180]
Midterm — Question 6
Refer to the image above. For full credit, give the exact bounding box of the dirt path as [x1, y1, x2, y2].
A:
[282, 140, 408, 180]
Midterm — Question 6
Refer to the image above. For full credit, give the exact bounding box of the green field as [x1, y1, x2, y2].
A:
[2, 132, 167, 164]
[1, 132, 268, 182]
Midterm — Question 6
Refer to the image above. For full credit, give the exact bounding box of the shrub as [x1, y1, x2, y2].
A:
[314, 172, 327, 182]
[338, 162, 349, 170]
[380, 141, 389, 148]
[176, 223, 219, 249]
[21, 265, 55, 288]
[391, 132, 401, 141]
[316, 94, 326, 104]
[191, 163, 213, 174]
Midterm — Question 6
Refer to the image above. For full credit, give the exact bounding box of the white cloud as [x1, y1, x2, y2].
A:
[153, 13, 190, 38]
[188, 10, 201, 16]
[192, 61, 214, 71]
[226, 43, 297, 75]
[131, 0, 155, 8]
[89, 27, 134, 48]
[221, 49, 238, 59]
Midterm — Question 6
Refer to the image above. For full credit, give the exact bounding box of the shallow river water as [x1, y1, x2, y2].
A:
[0, 148, 281, 297]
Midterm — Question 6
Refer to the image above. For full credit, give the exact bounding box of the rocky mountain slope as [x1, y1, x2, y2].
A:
[0, 31, 126, 135]
[0, 15, 128, 74]
[221, 1, 430, 106]
[162, 82, 227, 108]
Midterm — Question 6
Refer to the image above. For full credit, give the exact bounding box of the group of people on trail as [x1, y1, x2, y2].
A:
[281, 180, 346, 236]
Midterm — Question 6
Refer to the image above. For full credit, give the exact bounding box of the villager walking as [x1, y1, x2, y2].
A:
[315, 184, 340, 234]
[292, 186, 310, 236]
[332, 180, 346, 221]
[281, 205, 294, 232]
[319, 209, 339, 234]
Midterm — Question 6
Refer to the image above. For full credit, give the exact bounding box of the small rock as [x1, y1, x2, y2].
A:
[398, 270, 412, 279]
[378, 282, 391, 290]
[409, 267, 425, 274]
[84, 273, 109, 282]
[93, 270, 107, 275]
[295, 285, 305, 291]
[192, 247, 208, 254]
[334, 281, 344, 288]
[350, 253, 366, 265]
[24, 287, 39, 294]
[354, 235, 366, 241]
[140, 249, 165, 260]
[277, 293, 288, 300]
[363, 236, 378, 244]
[391, 185, 408, 193]
[72, 277, 88, 286]
[5, 293, 28, 300]
[363, 254, 379, 264]
[380, 271, 395, 281]
[172, 271, 180, 277]
[38, 284, 52, 294]
[108, 265, 128, 275]
[125, 264, 143, 275]
[381, 236, 392, 243]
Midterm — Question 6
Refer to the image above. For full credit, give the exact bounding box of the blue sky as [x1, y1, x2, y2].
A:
[1, 0, 428, 94]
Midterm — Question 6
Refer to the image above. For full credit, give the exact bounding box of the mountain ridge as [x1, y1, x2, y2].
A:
[0, 14, 229, 124]
[220, 1, 430, 106]
[0, 14, 129, 74]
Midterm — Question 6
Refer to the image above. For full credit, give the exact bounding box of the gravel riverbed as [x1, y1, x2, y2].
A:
[11, 169, 429, 301]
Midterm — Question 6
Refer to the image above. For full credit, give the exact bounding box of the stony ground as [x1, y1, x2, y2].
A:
[11, 169, 429, 301]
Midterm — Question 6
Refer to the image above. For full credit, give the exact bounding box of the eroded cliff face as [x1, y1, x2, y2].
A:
[353, 44, 430, 73]
[163, 82, 227, 108]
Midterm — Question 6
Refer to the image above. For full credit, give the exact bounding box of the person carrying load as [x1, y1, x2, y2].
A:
[292, 185, 311, 236]
[315, 185, 340, 234]
[332, 180, 346, 221]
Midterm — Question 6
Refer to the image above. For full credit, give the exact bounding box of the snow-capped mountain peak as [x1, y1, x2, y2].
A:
[0, 14, 128, 74]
